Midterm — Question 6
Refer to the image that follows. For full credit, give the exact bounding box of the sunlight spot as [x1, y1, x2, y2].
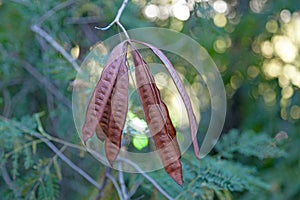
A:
[278, 75, 290, 87]
[283, 64, 297, 80]
[213, 0, 228, 14]
[172, 3, 190, 21]
[284, 14, 300, 46]
[273, 35, 298, 63]
[170, 18, 184, 31]
[214, 14, 227, 27]
[214, 38, 227, 53]
[225, 84, 235, 98]
[249, 0, 266, 13]
[230, 72, 243, 90]
[93, 43, 108, 55]
[247, 66, 259, 79]
[71, 45, 80, 60]
[195, 0, 209, 2]
[158, 5, 170, 20]
[282, 86, 293, 99]
[144, 4, 159, 19]
[290, 105, 300, 120]
[290, 71, 300, 88]
[252, 39, 261, 54]
[261, 41, 274, 58]
[130, 117, 147, 132]
[263, 88, 276, 106]
[280, 9, 291, 23]
[262, 59, 282, 78]
[258, 83, 268, 95]
[266, 19, 278, 33]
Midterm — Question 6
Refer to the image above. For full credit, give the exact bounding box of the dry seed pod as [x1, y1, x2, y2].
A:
[105, 53, 129, 165]
[132, 40, 200, 159]
[132, 49, 183, 185]
[95, 93, 112, 141]
[82, 42, 126, 144]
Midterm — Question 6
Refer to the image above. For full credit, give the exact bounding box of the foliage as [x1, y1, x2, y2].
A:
[0, 116, 60, 200]
[146, 129, 285, 200]
[0, 0, 299, 200]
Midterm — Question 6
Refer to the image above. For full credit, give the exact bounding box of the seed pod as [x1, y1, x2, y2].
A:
[95, 93, 112, 141]
[105, 52, 129, 165]
[82, 42, 126, 144]
[132, 40, 200, 159]
[132, 49, 183, 186]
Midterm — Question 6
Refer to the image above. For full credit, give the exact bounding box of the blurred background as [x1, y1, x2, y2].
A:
[0, 0, 299, 199]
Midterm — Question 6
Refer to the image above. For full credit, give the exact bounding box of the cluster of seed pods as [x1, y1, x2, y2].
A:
[82, 40, 199, 185]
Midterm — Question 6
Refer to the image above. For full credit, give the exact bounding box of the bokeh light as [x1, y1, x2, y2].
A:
[273, 35, 298, 63]
[144, 4, 159, 20]
[70, 45, 80, 60]
[213, 0, 228, 14]
[172, 3, 190, 21]
[280, 9, 291, 23]
[213, 14, 227, 27]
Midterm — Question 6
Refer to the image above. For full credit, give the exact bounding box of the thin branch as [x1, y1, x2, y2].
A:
[118, 162, 128, 200]
[0, 164, 18, 195]
[3, 89, 11, 117]
[116, 21, 130, 41]
[36, 136, 102, 189]
[31, 25, 81, 73]
[106, 173, 124, 200]
[95, 167, 112, 200]
[21, 59, 72, 109]
[95, 0, 130, 41]
[36, 0, 76, 26]
[117, 158, 174, 200]
[128, 177, 143, 198]
[95, 0, 128, 30]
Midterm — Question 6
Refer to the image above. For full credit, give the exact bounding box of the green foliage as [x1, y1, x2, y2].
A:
[215, 129, 286, 160]
[0, 117, 60, 200]
[147, 129, 286, 200]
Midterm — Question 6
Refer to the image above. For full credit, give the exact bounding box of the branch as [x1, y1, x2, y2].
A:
[40, 137, 101, 189]
[95, 0, 130, 40]
[95, 0, 128, 30]
[31, 25, 81, 73]
[21, 59, 72, 109]
[35, 0, 76, 26]
[118, 162, 128, 199]
[0, 164, 19, 195]
[128, 177, 143, 198]
[106, 173, 124, 200]
[95, 167, 111, 200]
[117, 158, 174, 200]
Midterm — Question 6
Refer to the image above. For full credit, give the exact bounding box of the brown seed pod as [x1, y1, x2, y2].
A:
[105, 52, 129, 165]
[82, 42, 126, 144]
[95, 93, 112, 141]
[132, 49, 183, 186]
[132, 40, 200, 159]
